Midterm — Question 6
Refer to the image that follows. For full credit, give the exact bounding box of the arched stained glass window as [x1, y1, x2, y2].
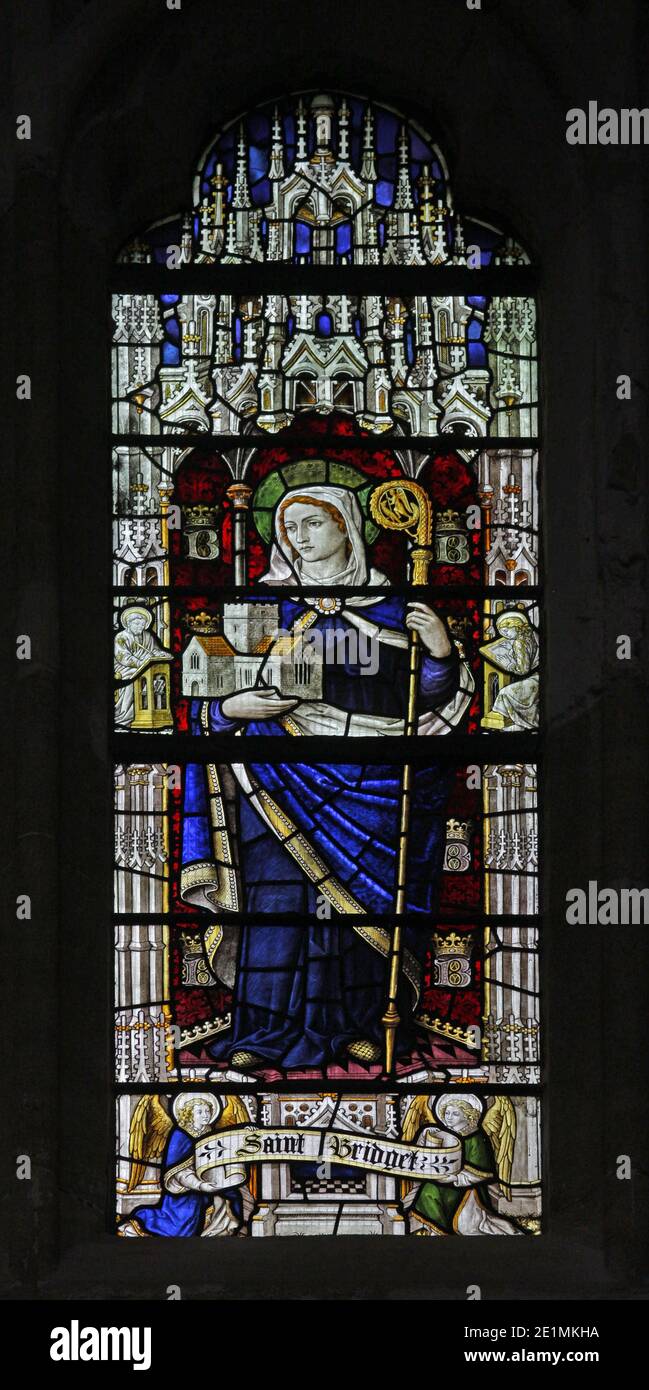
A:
[112, 92, 540, 1239]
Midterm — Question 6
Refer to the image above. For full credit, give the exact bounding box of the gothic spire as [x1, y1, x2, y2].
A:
[393, 125, 414, 210]
[232, 124, 252, 209]
[360, 104, 377, 182]
[269, 106, 285, 181]
[338, 98, 350, 161]
[452, 211, 467, 265]
[296, 98, 308, 162]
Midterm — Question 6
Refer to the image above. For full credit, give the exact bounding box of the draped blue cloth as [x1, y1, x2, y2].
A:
[181, 596, 463, 1067]
[131, 1129, 243, 1237]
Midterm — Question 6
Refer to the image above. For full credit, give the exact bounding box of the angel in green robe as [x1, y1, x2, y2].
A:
[401, 1093, 525, 1235]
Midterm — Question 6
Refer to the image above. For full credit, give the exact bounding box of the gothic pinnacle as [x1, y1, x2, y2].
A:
[361, 105, 376, 182]
[233, 124, 252, 209]
[270, 106, 285, 180]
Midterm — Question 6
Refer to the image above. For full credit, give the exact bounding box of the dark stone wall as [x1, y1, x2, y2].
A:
[3, 0, 649, 1298]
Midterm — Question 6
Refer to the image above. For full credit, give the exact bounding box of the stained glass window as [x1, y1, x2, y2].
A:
[113, 93, 541, 1238]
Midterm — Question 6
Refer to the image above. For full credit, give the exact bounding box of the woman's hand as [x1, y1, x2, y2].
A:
[220, 687, 299, 720]
[406, 603, 452, 657]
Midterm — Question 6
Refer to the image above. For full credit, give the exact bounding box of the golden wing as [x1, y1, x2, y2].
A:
[216, 1094, 250, 1131]
[401, 1094, 434, 1147]
[482, 1096, 516, 1199]
[127, 1094, 173, 1193]
[399, 1095, 435, 1200]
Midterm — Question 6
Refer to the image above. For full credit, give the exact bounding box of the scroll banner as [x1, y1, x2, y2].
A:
[192, 1124, 462, 1189]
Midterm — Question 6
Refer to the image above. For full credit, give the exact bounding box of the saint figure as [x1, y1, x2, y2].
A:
[114, 606, 172, 728]
[180, 481, 475, 1072]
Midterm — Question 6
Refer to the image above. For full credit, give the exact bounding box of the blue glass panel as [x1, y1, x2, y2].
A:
[336, 222, 352, 255]
[295, 221, 311, 254]
[468, 340, 487, 366]
[247, 112, 269, 143]
[375, 109, 399, 153]
[249, 144, 267, 182]
[253, 177, 271, 205]
[375, 180, 393, 207]
[405, 322, 415, 366]
[410, 131, 432, 161]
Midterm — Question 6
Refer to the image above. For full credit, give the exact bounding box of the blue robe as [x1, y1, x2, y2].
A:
[181, 596, 464, 1068]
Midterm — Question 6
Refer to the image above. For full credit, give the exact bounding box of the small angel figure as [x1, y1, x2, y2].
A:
[400, 1092, 525, 1235]
[117, 1092, 255, 1237]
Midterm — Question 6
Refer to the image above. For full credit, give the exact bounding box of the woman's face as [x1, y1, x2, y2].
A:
[282, 502, 347, 564]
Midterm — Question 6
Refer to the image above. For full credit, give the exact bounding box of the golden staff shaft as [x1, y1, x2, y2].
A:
[382, 629, 421, 1075]
[369, 481, 434, 1079]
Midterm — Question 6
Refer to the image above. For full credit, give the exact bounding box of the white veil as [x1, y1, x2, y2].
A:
[259, 484, 386, 589]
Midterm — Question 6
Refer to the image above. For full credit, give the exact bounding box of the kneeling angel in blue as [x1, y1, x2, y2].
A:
[118, 1092, 254, 1237]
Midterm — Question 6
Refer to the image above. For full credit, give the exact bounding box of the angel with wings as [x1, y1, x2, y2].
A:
[117, 1092, 255, 1237]
[400, 1093, 525, 1236]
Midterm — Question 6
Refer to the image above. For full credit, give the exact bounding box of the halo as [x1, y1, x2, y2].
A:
[120, 605, 153, 629]
[251, 458, 380, 546]
[495, 610, 528, 632]
[172, 1092, 222, 1129]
